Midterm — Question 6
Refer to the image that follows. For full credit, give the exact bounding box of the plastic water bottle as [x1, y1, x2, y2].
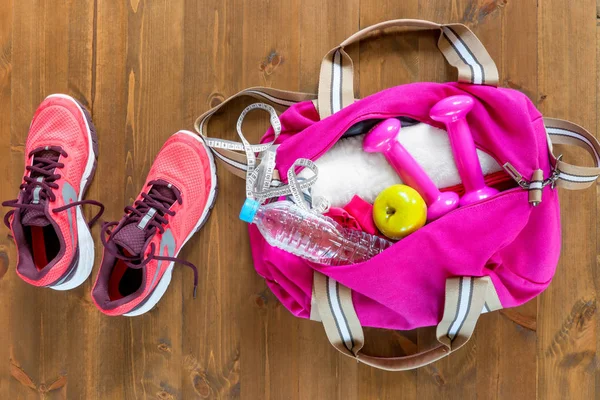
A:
[239, 199, 393, 265]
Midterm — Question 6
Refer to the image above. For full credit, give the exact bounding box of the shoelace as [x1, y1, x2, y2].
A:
[2, 146, 104, 228]
[100, 180, 199, 298]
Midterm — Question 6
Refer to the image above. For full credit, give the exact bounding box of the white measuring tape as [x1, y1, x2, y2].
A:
[210, 102, 329, 213]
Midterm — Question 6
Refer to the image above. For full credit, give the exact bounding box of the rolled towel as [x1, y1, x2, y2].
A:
[300, 122, 502, 208]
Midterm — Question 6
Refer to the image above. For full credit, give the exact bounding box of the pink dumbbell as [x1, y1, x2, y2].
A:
[430, 95, 498, 206]
[363, 118, 459, 221]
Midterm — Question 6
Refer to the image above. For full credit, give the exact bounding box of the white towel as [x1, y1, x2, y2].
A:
[300, 122, 502, 208]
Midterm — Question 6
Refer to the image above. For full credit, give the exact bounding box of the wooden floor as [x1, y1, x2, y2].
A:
[0, 0, 598, 399]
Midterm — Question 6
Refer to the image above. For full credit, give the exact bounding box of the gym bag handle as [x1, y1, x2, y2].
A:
[317, 19, 499, 119]
[310, 273, 502, 371]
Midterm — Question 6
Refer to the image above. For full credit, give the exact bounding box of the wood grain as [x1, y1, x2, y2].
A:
[0, 0, 598, 399]
[0, 0, 11, 396]
[538, 1, 598, 399]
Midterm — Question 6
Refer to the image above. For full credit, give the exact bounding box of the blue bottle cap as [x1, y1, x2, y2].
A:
[239, 198, 260, 223]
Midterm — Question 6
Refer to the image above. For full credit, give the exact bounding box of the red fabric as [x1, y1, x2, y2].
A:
[31, 227, 49, 270]
[324, 207, 362, 231]
[342, 195, 378, 235]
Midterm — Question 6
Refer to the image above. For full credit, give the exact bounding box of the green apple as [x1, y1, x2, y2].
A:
[373, 184, 427, 240]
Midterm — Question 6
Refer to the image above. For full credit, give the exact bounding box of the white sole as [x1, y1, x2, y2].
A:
[124, 130, 217, 316]
[48, 94, 96, 291]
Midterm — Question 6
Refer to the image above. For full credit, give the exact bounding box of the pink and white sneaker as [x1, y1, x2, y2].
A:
[3, 94, 104, 289]
[92, 131, 217, 316]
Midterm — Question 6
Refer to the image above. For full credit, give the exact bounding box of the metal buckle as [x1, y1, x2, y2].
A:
[503, 157, 562, 191]
[542, 154, 562, 189]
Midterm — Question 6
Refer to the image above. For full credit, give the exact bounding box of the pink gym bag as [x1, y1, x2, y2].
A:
[195, 20, 600, 371]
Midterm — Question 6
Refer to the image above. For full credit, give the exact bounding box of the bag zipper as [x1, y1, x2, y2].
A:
[351, 186, 525, 265]
[306, 111, 519, 174]
[502, 158, 560, 206]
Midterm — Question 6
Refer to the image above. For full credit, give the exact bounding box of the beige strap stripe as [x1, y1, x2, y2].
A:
[212, 148, 282, 182]
[356, 345, 449, 371]
[214, 147, 249, 165]
[550, 135, 598, 159]
[317, 19, 499, 118]
[210, 146, 247, 178]
[544, 117, 600, 190]
[313, 273, 495, 371]
[437, 276, 488, 349]
[483, 276, 502, 312]
[337, 279, 364, 353]
[438, 24, 499, 86]
[436, 278, 462, 348]
[318, 48, 354, 118]
[218, 159, 247, 180]
[313, 272, 364, 356]
[340, 19, 441, 46]
[195, 87, 315, 133]
[309, 281, 321, 321]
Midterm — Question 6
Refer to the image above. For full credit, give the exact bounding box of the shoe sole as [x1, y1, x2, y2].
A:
[49, 94, 98, 291]
[123, 130, 218, 316]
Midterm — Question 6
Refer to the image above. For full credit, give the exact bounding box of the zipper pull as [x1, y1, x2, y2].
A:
[503, 163, 528, 189]
[528, 170, 543, 206]
[503, 163, 545, 206]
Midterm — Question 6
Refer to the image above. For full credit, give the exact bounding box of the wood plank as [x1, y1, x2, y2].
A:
[474, 1, 539, 399]
[85, 0, 133, 398]
[296, 1, 361, 399]
[355, 1, 421, 399]
[286, 2, 369, 399]
[8, 1, 92, 398]
[416, 2, 500, 398]
[596, 7, 600, 400]
[538, 0, 598, 399]
[0, 0, 12, 396]
[181, 1, 249, 399]
[122, 1, 187, 399]
[8, 0, 96, 396]
[54, 1, 96, 398]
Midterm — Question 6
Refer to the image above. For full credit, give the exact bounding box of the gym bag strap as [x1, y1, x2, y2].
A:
[193, 87, 315, 179]
[194, 98, 600, 195]
[317, 19, 500, 119]
[311, 272, 502, 371]
[544, 118, 600, 190]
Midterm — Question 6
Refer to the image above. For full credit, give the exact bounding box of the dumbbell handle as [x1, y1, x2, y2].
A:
[445, 117, 486, 193]
[363, 118, 459, 221]
[385, 141, 442, 205]
[430, 95, 498, 206]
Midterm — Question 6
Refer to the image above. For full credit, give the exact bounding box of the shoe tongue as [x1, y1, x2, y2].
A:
[30, 150, 60, 178]
[112, 224, 147, 255]
[20, 208, 51, 227]
[112, 183, 178, 256]
[19, 150, 61, 226]
[152, 185, 177, 203]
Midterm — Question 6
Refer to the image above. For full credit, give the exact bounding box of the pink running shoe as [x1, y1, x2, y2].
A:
[3, 94, 104, 290]
[92, 131, 217, 316]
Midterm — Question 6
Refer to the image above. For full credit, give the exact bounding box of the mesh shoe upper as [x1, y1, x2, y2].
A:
[92, 131, 216, 315]
[5, 95, 97, 287]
